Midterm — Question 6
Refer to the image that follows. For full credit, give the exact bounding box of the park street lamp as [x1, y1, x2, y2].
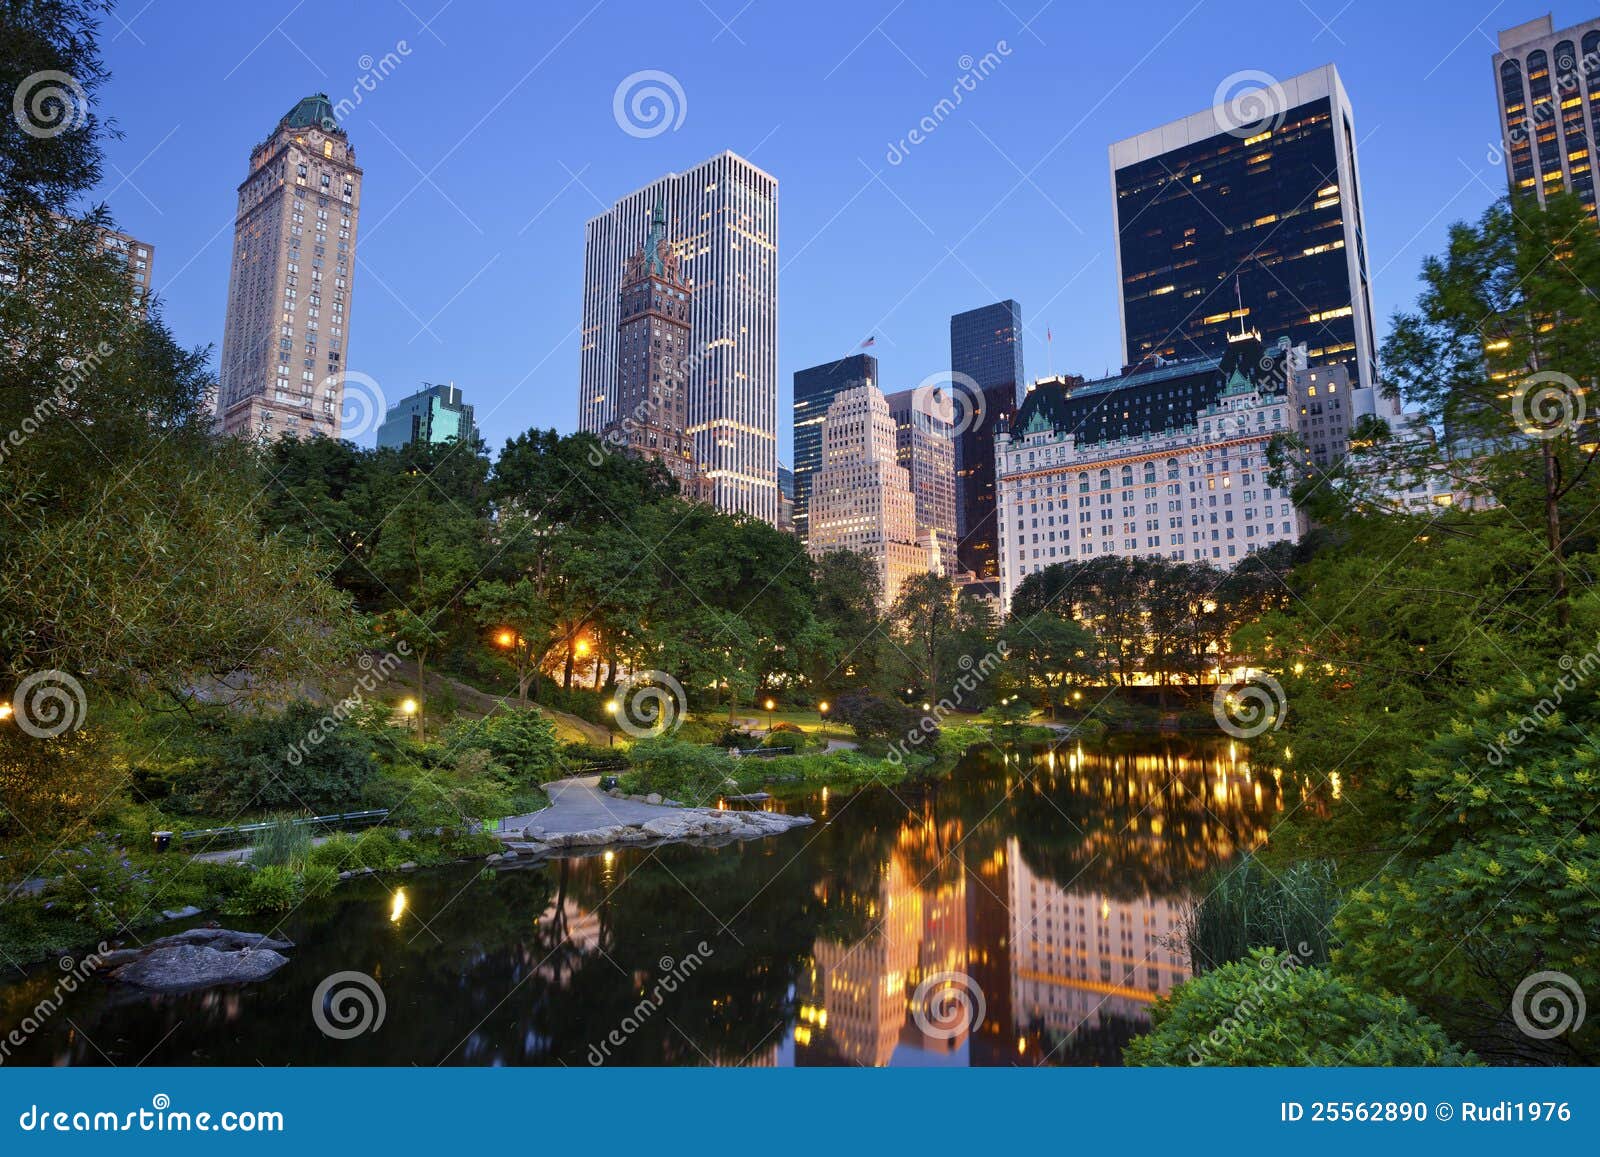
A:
[764, 698, 776, 733]
[604, 699, 618, 746]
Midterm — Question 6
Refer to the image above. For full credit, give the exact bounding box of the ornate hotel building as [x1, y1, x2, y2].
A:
[217, 94, 361, 440]
[994, 333, 1392, 610]
[579, 152, 779, 522]
[807, 384, 933, 609]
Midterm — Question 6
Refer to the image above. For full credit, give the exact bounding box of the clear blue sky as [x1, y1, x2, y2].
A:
[91, 0, 1554, 459]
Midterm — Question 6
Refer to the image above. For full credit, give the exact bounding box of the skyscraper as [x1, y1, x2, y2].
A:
[218, 94, 362, 440]
[1110, 65, 1377, 394]
[1493, 14, 1600, 217]
[807, 384, 930, 609]
[376, 382, 477, 450]
[579, 151, 778, 523]
[600, 199, 709, 500]
[884, 385, 957, 574]
[792, 352, 878, 543]
[950, 300, 1025, 580]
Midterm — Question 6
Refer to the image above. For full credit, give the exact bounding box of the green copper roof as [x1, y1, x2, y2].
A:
[643, 196, 669, 276]
[280, 93, 339, 132]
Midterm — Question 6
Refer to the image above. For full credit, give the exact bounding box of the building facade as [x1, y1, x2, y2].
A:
[579, 151, 778, 522]
[92, 224, 154, 318]
[995, 334, 1317, 610]
[777, 464, 795, 534]
[375, 382, 477, 450]
[599, 199, 710, 499]
[884, 385, 958, 574]
[792, 352, 878, 543]
[950, 300, 1026, 580]
[218, 93, 361, 440]
[807, 384, 931, 608]
[1110, 65, 1377, 395]
[1493, 14, 1600, 218]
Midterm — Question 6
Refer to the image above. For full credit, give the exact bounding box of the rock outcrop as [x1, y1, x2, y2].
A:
[98, 927, 294, 993]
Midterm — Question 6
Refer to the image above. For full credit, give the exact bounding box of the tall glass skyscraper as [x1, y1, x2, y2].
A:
[1110, 65, 1377, 395]
[950, 300, 1024, 579]
[376, 382, 477, 450]
[1493, 14, 1600, 218]
[579, 151, 779, 523]
[792, 352, 877, 544]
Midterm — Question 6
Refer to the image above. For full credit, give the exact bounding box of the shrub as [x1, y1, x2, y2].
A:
[207, 702, 376, 813]
[1185, 855, 1338, 974]
[347, 828, 407, 870]
[833, 691, 924, 742]
[307, 832, 358, 870]
[448, 707, 559, 777]
[223, 864, 303, 914]
[1125, 949, 1477, 1067]
[301, 862, 340, 897]
[620, 737, 737, 803]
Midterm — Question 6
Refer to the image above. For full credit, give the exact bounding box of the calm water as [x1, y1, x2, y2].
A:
[1, 738, 1316, 1066]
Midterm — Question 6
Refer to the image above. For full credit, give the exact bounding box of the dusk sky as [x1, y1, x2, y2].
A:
[90, 0, 1549, 457]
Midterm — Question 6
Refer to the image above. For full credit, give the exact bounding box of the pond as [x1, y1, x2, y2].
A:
[0, 736, 1315, 1066]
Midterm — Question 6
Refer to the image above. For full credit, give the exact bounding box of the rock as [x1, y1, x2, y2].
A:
[142, 927, 293, 954]
[160, 905, 203, 921]
[645, 792, 663, 805]
[504, 840, 552, 857]
[111, 944, 290, 993]
[338, 871, 353, 880]
[522, 825, 547, 841]
[499, 850, 517, 860]
[485, 853, 503, 864]
[398, 861, 417, 871]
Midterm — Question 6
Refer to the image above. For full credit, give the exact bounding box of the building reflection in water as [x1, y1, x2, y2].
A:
[794, 739, 1289, 1066]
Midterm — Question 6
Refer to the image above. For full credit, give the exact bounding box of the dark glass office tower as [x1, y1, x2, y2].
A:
[950, 300, 1024, 579]
[1493, 14, 1600, 218]
[792, 352, 878, 543]
[1111, 65, 1377, 395]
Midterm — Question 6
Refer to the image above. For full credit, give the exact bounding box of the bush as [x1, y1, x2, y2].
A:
[447, 707, 559, 778]
[833, 691, 924, 742]
[223, 864, 303, 914]
[620, 737, 737, 802]
[1185, 855, 1338, 974]
[1125, 949, 1478, 1067]
[206, 702, 376, 813]
[301, 862, 340, 897]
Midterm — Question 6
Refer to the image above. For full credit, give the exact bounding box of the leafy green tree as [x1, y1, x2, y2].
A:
[1125, 949, 1477, 1067]
[1382, 191, 1600, 631]
[208, 703, 377, 814]
[888, 572, 970, 700]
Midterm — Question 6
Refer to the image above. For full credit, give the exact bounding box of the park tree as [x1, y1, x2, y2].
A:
[888, 572, 970, 700]
[1382, 190, 1600, 632]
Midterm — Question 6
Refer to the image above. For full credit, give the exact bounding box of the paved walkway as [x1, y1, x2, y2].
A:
[501, 776, 689, 838]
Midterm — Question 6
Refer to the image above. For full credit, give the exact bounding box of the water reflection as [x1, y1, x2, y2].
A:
[0, 737, 1313, 1066]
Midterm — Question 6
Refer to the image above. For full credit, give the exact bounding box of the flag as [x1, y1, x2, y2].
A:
[860, 336, 876, 348]
[1047, 327, 1052, 342]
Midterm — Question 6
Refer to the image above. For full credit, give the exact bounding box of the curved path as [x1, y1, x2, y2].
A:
[502, 776, 682, 838]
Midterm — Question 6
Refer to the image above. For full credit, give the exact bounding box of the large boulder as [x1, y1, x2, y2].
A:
[110, 943, 290, 993]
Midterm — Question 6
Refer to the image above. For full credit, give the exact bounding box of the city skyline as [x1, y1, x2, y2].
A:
[85, 0, 1549, 463]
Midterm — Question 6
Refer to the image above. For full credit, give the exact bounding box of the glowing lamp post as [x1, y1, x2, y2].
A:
[604, 699, 618, 746]
[764, 698, 776, 733]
